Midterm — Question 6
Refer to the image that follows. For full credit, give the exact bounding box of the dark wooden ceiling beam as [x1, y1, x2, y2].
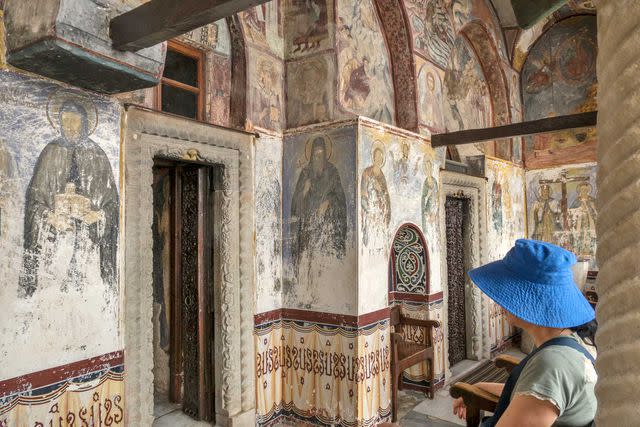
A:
[111, 0, 271, 51]
[431, 111, 597, 147]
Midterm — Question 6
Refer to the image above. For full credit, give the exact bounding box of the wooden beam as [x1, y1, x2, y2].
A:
[431, 111, 597, 147]
[110, 0, 271, 51]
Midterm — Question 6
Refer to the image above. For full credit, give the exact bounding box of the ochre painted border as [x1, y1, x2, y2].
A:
[0, 350, 124, 398]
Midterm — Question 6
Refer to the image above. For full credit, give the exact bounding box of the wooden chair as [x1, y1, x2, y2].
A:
[389, 305, 441, 422]
[449, 354, 521, 427]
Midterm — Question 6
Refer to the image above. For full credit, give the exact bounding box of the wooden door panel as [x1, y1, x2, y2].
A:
[446, 197, 467, 367]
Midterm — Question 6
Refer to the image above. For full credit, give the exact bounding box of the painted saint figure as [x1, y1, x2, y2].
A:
[569, 182, 596, 259]
[290, 136, 347, 278]
[19, 97, 119, 297]
[253, 60, 281, 130]
[421, 157, 439, 231]
[343, 56, 371, 110]
[360, 145, 391, 248]
[532, 183, 561, 243]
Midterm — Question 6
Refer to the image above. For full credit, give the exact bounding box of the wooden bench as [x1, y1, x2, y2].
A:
[390, 305, 440, 421]
[449, 354, 521, 426]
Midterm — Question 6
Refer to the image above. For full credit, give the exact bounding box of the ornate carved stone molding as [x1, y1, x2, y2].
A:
[123, 107, 255, 426]
[439, 171, 489, 380]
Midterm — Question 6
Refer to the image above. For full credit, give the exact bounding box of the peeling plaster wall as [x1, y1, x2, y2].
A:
[282, 122, 358, 315]
[0, 71, 121, 379]
[255, 133, 284, 314]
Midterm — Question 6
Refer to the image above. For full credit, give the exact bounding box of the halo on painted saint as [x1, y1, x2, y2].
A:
[305, 134, 333, 161]
[46, 89, 99, 135]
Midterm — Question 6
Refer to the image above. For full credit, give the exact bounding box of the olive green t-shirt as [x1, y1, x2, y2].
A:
[513, 336, 597, 426]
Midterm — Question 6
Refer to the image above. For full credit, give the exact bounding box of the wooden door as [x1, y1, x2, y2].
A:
[446, 196, 467, 367]
[152, 161, 214, 422]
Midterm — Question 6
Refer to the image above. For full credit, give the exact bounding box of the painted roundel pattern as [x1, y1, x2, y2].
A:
[392, 224, 428, 294]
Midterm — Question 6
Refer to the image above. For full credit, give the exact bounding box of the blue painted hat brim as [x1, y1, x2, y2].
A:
[468, 260, 595, 328]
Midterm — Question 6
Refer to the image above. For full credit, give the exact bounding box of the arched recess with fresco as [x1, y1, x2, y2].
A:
[459, 20, 512, 160]
[388, 223, 430, 302]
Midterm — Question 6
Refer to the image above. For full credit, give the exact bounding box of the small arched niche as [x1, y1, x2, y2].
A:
[388, 223, 430, 300]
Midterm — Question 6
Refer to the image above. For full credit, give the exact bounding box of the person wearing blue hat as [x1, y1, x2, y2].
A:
[452, 239, 597, 427]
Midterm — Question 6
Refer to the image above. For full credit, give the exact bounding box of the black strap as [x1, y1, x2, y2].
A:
[482, 336, 595, 427]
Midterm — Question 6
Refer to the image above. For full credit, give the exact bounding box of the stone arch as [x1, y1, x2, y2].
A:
[512, 11, 596, 72]
[459, 20, 512, 158]
[373, 0, 419, 132]
[227, 15, 248, 130]
[388, 223, 430, 298]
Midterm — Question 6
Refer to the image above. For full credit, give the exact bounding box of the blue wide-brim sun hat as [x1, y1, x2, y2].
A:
[468, 239, 595, 328]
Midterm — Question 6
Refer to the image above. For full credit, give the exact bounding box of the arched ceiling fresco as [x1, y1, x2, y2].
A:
[521, 14, 597, 169]
[442, 36, 493, 160]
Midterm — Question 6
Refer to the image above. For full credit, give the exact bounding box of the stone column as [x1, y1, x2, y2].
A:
[595, 1, 640, 423]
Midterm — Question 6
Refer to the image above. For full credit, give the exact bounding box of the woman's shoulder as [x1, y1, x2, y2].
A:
[525, 339, 596, 382]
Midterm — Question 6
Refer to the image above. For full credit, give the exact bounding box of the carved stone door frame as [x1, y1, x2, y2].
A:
[122, 107, 256, 426]
[439, 171, 489, 381]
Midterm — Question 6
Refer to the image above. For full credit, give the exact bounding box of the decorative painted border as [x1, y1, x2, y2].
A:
[0, 351, 124, 403]
[260, 403, 391, 427]
[388, 291, 443, 304]
[255, 307, 391, 329]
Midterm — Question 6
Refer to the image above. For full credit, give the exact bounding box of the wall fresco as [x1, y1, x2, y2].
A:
[283, 124, 357, 314]
[286, 54, 334, 128]
[526, 163, 597, 269]
[522, 15, 597, 169]
[255, 314, 391, 426]
[485, 157, 526, 349]
[285, 0, 333, 57]
[442, 37, 493, 160]
[256, 135, 284, 314]
[336, 0, 395, 124]
[405, 0, 455, 69]
[0, 352, 124, 426]
[0, 71, 120, 380]
[249, 52, 284, 131]
[416, 57, 445, 133]
[451, 0, 508, 61]
[239, 2, 284, 56]
[358, 122, 442, 314]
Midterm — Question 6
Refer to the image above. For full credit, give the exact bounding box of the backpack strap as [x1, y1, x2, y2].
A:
[481, 336, 595, 427]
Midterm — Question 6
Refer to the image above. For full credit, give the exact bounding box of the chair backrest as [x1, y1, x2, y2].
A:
[390, 305, 401, 327]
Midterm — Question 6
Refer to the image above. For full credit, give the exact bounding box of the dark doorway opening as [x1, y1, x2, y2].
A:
[445, 196, 470, 368]
[152, 158, 219, 422]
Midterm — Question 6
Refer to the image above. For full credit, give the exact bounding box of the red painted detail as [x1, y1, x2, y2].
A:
[254, 307, 393, 328]
[0, 350, 124, 398]
[388, 290, 444, 304]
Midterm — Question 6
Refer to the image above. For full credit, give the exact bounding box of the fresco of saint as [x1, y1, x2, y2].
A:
[410, 0, 455, 69]
[253, 59, 282, 130]
[360, 145, 391, 248]
[570, 182, 596, 259]
[531, 184, 561, 243]
[421, 157, 439, 231]
[290, 136, 347, 278]
[19, 95, 119, 298]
